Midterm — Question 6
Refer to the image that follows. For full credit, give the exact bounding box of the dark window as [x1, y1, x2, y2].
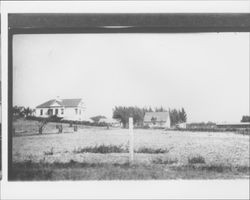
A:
[61, 109, 64, 115]
[55, 109, 58, 115]
[75, 109, 78, 114]
[40, 109, 43, 115]
[79, 109, 81, 115]
[48, 109, 53, 116]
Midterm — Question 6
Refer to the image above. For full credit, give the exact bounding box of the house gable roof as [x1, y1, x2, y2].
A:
[144, 112, 169, 122]
[36, 98, 82, 108]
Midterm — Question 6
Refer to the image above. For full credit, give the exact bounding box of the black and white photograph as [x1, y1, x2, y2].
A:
[0, 1, 249, 199]
[8, 13, 250, 182]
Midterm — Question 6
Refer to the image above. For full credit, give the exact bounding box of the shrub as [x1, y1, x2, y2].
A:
[201, 164, 225, 173]
[152, 157, 178, 165]
[135, 147, 171, 154]
[44, 148, 54, 156]
[188, 155, 206, 164]
[72, 145, 173, 154]
[73, 145, 127, 154]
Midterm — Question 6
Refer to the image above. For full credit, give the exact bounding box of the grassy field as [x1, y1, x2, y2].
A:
[11, 119, 250, 180]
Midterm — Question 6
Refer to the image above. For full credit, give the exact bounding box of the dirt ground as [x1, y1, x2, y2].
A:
[13, 121, 249, 167]
[10, 120, 250, 180]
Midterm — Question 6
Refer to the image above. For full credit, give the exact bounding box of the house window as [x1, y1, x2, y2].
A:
[79, 109, 81, 115]
[75, 109, 78, 114]
[61, 109, 64, 115]
[55, 109, 58, 115]
[40, 109, 43, 116]
[48, 109, 53, 116]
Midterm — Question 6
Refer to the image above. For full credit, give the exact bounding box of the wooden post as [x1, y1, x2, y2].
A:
[58, 124, 63, 133]
[129, 117, 134, 163]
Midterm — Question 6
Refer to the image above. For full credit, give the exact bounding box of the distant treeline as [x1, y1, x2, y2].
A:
[241, 116, 250, 123]
[113, 106, 187, 128]
[12, 106, 34, 117]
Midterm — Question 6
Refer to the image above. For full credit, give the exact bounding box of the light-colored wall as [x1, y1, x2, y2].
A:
[144, 121, 170, 128]
[35, 106, 85, 121]
[35, 108, 49, 118]
[63, 107, 85, 121]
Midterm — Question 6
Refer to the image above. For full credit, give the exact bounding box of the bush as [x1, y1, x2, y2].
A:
[44, 148, 54, 156]
[73, 145, 127, 154]
[72, 145, 172, 154]
[188, 155, 206, 164]
[135, 147, 171, 154]
[152, 157, 178, 164]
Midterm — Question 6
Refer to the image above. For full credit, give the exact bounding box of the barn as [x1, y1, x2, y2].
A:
[143, 112, 171, 128]
[35, 98, 85, 121]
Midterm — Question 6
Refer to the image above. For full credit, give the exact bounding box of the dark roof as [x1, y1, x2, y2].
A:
[61, 99, 82, 107]
[36, 98, 82, 108]
[144, 112, 170, 122]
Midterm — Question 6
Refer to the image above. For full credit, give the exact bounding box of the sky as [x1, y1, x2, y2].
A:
[13, 33, 249, 123]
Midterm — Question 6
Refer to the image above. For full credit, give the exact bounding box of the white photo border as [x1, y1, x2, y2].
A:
[1, 1, 250, 199]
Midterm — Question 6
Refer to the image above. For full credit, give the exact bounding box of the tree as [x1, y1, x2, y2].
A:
[12, 106, 25, 117]
[169, 109, 179, 127]
[113, 106, 187, 128]
[180, 108, 187, 123]
[91, 115, 106, 123]
[13, 106, 35, 118]
[113, 106, 145, 128]
[169, 108, 187, 127]
[155, 106, 167, 112]
[12, 106, 20, 116]
[23, 107, 34, 117]
[38, 118, 50, 134]
[241, 116, 250, 122]
[113, 106, 129, 128]
[38, 115, 62, 134]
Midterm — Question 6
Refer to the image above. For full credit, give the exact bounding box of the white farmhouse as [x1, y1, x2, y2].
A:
[35, 98, 85, 121]
[144, 112, 171, 128]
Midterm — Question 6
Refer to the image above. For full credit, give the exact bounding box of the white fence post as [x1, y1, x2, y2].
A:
[129, 117, 134, 163]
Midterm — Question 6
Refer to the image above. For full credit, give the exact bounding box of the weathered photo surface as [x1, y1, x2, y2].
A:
[11, 33, 249, 180]
[0, 16, 2, 180]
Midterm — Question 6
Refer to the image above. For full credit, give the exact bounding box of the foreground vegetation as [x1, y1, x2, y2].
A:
[72, 145, 171, 154]
[12, 119, 249, 180]
[10, 160, 249, 180]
